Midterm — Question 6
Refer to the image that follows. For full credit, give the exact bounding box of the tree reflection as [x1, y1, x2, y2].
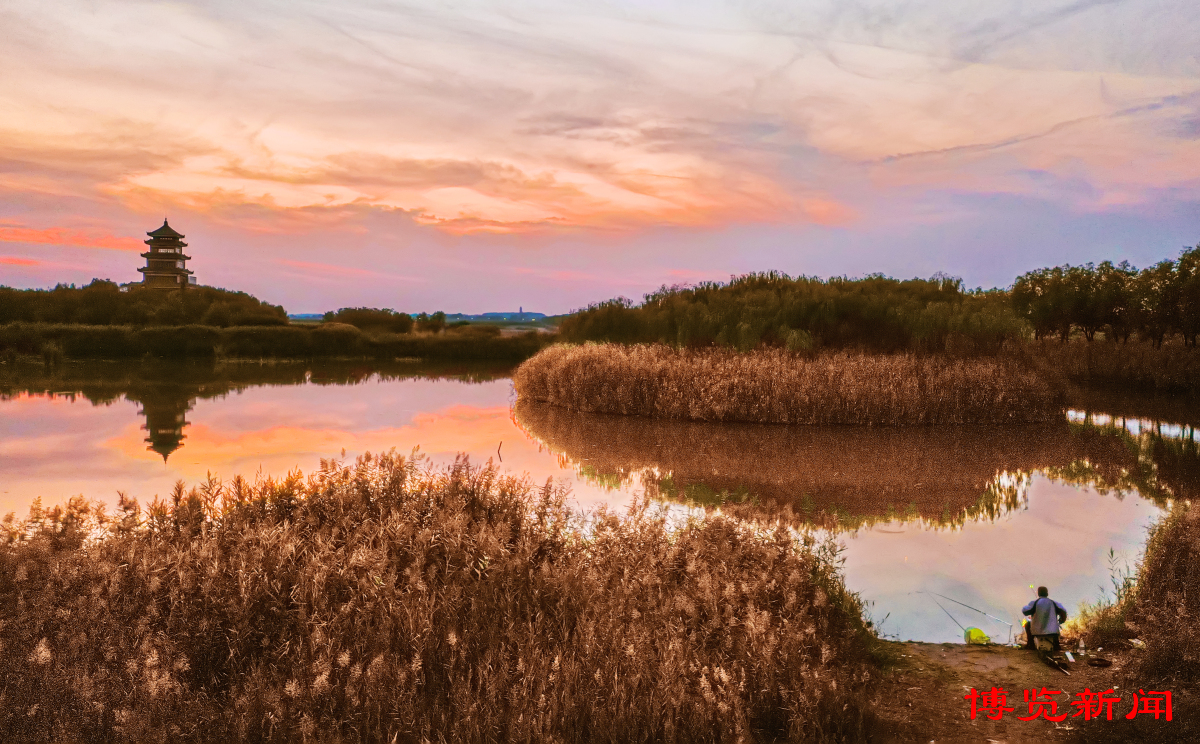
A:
[512, 399, 1183, 531]
[0, 359, 515, 461]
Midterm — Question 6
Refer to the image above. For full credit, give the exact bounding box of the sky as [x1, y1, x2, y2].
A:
[1, 0, 1198, 313]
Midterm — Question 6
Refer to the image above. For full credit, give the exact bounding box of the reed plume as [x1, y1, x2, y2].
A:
[1, 452, 879, 742]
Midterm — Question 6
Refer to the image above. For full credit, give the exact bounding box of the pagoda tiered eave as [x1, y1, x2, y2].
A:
[140, 251, 192, 260]
[138, 267, 194, 275]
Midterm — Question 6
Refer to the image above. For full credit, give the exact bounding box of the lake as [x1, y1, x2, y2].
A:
[2, 360, 1191, 644]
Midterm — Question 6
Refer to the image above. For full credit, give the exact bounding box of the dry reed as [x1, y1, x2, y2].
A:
[1063, 501, 1200, 742]
[1, 452, 879, 743]
[514, 344, 1060, 425]
[1070, 501, 1200, 684]
[1022, 338, 1200, 392]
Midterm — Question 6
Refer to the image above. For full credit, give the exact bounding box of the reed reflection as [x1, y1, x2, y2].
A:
[513, 399, 1148, 530]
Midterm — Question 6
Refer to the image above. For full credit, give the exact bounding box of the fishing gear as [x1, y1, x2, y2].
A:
[925, 592, 1013, 629]
[928, 594, 966, 631]
[917, 591, 1013, 644]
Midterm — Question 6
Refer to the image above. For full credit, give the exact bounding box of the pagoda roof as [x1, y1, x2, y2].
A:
[147, 219, 184, 239]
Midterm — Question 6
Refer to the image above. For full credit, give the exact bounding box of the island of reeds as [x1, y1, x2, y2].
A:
[0, 453, 880, 742]
[515, 343, 1059, 425]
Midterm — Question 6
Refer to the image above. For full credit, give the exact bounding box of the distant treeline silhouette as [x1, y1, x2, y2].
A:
[1012, 247, 1200, 346]
[559, 272, 1019, 354]
[0, 280, 287, 327]
[0, 323, 547, 363]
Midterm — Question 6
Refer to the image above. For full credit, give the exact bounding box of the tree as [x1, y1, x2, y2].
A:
[1012, 267, 1072, 341]
[1094, 261, 1137, 343]
[1133, 260, 1179, 348]
[1065, 263, 1103, 341]
[1175, 246, 1200, 347]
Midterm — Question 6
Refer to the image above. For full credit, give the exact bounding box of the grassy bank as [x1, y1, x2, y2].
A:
[0, 322, 551, 363]
[1062, 500, 1200, 742]
[515, 343, 1060, 425]
[0, 453, 879, 743]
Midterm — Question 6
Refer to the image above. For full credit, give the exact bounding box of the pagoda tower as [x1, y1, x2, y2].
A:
[138, 219, 195, 288]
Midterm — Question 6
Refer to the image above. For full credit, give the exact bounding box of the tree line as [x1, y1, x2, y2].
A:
[559, 272, 1020, 354]
[0, 280, 287, 327]
[1012, 247, 1200, 346]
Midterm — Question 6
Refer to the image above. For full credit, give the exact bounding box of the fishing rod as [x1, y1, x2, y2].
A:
[923, 591, 1013, 628]
[928, 594, 966, 631]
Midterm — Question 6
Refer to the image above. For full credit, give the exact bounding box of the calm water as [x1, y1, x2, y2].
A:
[2, 360, 1192, 644]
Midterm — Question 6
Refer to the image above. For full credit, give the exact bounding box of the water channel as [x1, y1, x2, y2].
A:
[2, 360, 1193, 644]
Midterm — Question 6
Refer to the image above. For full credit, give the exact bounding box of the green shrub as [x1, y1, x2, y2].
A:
[322, 307, 414, 334]
[558, 273, 1021, 354]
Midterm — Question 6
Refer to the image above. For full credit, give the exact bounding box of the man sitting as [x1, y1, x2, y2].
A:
[1022, 586, 1068, 652]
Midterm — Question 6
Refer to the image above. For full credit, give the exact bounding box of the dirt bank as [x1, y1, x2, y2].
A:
[870, 641, 1190, 742]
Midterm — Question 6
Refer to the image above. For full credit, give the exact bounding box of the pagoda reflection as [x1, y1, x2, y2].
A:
[131, 390, 194, 461]
[0, 359, 516, 463]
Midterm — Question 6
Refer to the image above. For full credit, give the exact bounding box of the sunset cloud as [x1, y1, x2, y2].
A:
[276, 259, 426, 284]
[1, 0, 1198, 307]
[0, 256, 41, 267]
[0, 223, 144, 251]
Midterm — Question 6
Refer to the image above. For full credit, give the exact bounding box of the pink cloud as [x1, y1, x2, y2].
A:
[0, 223, 144, 252]
[276, 259, 426, 283]
[0, 256, 41, 266]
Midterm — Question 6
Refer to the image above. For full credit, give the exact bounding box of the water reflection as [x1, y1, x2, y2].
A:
[1, 360, 515, 461]
[4, 362, 1194, 644]
[1059, 408, 1200, 503]
[513, 399, 1145, 530]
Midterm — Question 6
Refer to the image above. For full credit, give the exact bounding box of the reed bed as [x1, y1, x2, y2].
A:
[1, 452, 878, 743]
[1021, 338, 1200, 392]
[514, 344, 1060, 425]
[0, 322, 550, 363]
[1071, 501, 1200, 684]
[1063, 501, 1200, 742]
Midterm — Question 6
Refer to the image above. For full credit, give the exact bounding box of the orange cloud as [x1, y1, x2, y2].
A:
[277, 259, 427, 283]
[799, 198, 857, 226]
[0, 256, 40, 266]
[0, 223, 144, 251]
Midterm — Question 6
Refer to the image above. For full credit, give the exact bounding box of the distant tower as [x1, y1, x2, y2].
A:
[139, 219, 195, 288]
